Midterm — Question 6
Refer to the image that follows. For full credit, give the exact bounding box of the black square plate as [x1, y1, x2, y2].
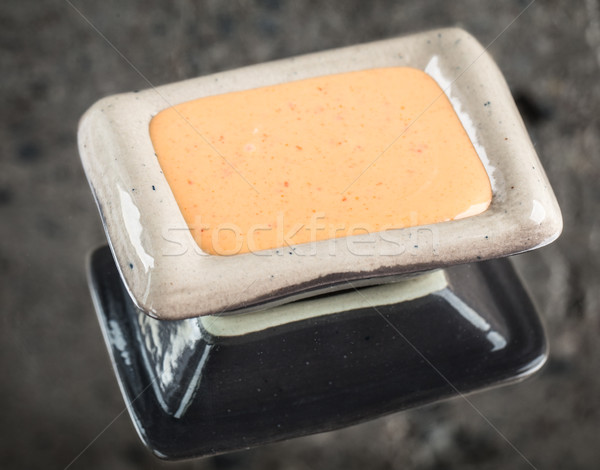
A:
[87, 245, 546, 459]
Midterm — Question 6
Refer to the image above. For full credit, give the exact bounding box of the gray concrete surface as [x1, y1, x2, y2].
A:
[1, 0, 599, 469]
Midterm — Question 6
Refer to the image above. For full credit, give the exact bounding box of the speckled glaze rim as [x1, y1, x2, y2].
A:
[78, 27, 562, 320]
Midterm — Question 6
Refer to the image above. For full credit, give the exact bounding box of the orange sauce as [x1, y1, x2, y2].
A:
[150, 67, 492, 255]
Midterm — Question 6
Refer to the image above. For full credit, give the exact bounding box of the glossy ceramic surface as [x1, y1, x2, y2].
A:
[78, 28, 562, 320]
[88, 245, 547, 460]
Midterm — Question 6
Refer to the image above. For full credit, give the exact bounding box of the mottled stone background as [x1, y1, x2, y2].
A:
[1, 0, 599, 469]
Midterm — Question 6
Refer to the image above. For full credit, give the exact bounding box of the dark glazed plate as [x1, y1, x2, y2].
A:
[88, 245, 547, 460]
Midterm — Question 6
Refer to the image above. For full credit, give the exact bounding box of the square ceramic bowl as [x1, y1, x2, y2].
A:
[78, 27, 562, 320]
